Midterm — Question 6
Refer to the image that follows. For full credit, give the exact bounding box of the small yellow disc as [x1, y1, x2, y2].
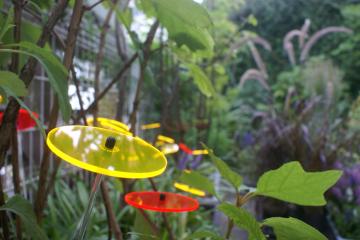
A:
[174, 182, 206, 197]
[160, 143, 179, 155]
[47, 125, 167, 178]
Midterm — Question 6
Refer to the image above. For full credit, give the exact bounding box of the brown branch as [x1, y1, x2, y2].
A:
[52, 30, 88, 125]
[75, 52, 139, 122]
[0, 0, 68, 236]
[71, 66, 88, 125]
[5, 1, 24, 238]
[35, 0, 84, 222]
[0, 176, 9, 239]
[83, 0, 104, 11]
[100, 181, 123, 240]
[93, 0, 120, 125]
[11, 127, 22, 239]
[0, 0, 69, 168]
[129, 20, 159, 134]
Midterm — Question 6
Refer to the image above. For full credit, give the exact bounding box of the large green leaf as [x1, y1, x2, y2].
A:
[179, 170, 217, 197]
[153, 0, 211, 28]
[0, 9, 14, 42]
[183, 230, 224, 240]
[0, 71, 27, 96]
[203, 144, 242, 189]
[186, 63, 216, 97]
[132, 210, 159, 240]
[151, 0, 214, 54]
[0, 195, 48, 240]
[255, 161, 342, 206]
[0, 42, 71, 121]
[263, 217, 327, 240]
[217, 203, 265, 240]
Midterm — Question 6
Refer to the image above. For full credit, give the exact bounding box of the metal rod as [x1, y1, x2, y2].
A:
[72, 174, 104, 240]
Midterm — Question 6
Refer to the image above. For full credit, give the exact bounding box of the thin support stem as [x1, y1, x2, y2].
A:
[72, 174, 104, 240]
[147, 178, 175, 240]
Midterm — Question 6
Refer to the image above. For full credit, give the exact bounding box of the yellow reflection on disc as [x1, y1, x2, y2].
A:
[160, 143, 179, 155]
[87, 117, 131, 136]
[0, 95, 3, 104]
[46, 125, 167, 178]
[174, 182, 205, 197]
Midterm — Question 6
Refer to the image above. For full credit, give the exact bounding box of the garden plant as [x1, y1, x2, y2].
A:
[0, 0, 359, 239]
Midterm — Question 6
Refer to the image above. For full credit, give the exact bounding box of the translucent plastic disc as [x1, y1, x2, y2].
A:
[174, 182, 206, 197]
[87, 117, 131, 135]
[46, 125, 167, 178]
[160, 143, 179, 155]
[125, 191, 199, 212]
[141, 122, 160, 130]
[0, 108, 38, 131]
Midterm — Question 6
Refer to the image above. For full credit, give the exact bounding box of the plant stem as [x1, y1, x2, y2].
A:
[0, 175, 10, 239]
[0, 0, 68, 169]
[11, 126, 22, 239]
[224, 191, 254, 239]
[93, 0, 120, 126]
[148, 178, 175, 240]
[129, 20, 159, 134]
[100, 181, 123, 240]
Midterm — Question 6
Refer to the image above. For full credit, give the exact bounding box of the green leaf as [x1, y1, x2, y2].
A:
[133, 210, 159, 240]
[183, 230, 224, 240]
[152, 0, 214, 53]
[263, 217, 327, 240]
[203, 144, 242, 189]
[136, 0, 156, 17]
[217, 203, 265, 240]
[179, 170, 217, 197]
[0, 71, 27, 96]
[0, 195, 48, 240]
[153, 0, 211, 28]
[186, 63, 216, 97]
[1, 42, 71, 121]
[255, 161, 342, 206]
[0, 9, 14, 42]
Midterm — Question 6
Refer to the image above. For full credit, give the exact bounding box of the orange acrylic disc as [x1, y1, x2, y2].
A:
[0, 108, 38, 131]
[125, 191, 199, 212]
[46, 125, 167, 178]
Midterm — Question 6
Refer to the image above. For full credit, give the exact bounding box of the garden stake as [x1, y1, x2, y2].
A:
[72, 136, 115, 240]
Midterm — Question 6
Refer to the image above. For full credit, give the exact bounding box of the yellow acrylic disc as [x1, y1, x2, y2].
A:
[192, 149, 208, 155]
[87, 117, 131, 136]
[46, 125, 167, 178]
[174, 182, 205, 197]
[141, 122, 161, 130]
[157, 135, 175, 143]
[160, 143, 179, 155]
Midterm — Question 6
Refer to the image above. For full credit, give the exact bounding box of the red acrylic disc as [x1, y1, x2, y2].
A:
[179, 143, 193, 154]
[125, 191, 199, 212]
[0, 109, 38, 131]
